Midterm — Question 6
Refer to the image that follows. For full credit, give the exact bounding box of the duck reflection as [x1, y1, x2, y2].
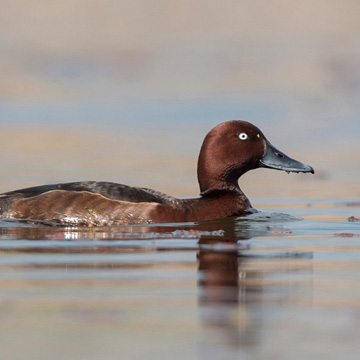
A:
[198, 247, 240, 303]
[196, 217, 313, 351]
[197, 229, 261, 348]
[197, 218, 253, 305]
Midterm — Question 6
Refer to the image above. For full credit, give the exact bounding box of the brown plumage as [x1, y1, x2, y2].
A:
[0, 120, 314, 226]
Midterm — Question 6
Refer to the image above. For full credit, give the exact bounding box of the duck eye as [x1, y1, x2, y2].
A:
[238, 133, 248, 140]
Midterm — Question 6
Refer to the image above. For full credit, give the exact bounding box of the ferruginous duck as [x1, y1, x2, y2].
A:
[0, 120, 314, 226]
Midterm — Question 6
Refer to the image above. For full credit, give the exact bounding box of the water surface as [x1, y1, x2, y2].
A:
[0, 199, 359, 360]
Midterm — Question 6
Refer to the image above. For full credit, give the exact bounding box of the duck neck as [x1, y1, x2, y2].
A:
[197, 161, 244, 197]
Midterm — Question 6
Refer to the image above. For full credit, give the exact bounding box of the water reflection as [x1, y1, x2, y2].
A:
[0, 215, 313, 350]
[197, 219, 314, 352]
[1, 208, 359, 359]
[0, 212, 297, 256]
[198, 248, 259, 349]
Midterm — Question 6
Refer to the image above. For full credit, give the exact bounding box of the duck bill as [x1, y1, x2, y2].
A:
[258, 141, 314, 174]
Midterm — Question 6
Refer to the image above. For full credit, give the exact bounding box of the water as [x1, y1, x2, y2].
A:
[1, 1, 360, 358]
[0, 199, 359, 360]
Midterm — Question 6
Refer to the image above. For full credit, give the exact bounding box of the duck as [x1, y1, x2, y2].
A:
[0, 120, 314, 226]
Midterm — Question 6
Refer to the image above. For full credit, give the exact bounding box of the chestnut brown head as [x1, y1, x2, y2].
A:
[197, 120, 314, 195]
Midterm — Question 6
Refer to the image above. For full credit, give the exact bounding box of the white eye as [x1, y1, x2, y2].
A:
[238, 133, 248, 140]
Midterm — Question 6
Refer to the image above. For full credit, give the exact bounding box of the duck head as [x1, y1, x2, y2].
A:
[197, 120, 314, 195]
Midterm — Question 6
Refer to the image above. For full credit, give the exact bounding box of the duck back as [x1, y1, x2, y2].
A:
[0, 181, 179, 218]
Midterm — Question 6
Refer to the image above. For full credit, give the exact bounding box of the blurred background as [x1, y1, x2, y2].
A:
[1, 0, 359, 199]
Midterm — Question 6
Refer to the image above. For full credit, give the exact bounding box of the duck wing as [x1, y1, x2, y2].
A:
[0, 181, 178, 213]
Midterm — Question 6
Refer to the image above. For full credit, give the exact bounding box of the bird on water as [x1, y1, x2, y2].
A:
[0, 120, 314, 226]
